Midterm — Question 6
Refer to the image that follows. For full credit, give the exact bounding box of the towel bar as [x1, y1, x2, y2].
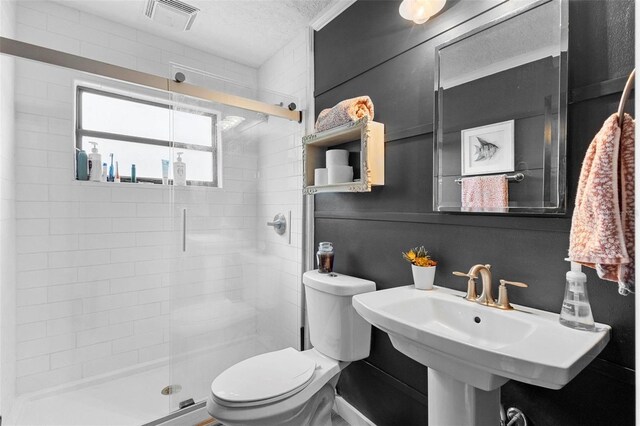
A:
[455, 173, 525, 185]
[617, 69, 635, 128]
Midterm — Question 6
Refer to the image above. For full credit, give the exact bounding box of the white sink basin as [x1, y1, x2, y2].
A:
[353, 285, 611, 425]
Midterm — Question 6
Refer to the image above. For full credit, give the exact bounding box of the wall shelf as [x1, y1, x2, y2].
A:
[303, 117, 385, 194]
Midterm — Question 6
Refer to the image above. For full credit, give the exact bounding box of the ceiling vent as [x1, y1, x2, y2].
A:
[144, 0, 200, 31]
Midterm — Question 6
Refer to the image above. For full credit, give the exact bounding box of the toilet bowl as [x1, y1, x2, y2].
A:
[207, 271, 376, 426]
[207, 348, 347, 426]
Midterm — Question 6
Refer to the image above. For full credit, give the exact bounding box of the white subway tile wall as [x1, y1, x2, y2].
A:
[1, 0, 18, 415]
[9, 0, 308, 398]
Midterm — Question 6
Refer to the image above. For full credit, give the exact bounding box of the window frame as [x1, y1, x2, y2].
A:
[75, 85, 220, 186]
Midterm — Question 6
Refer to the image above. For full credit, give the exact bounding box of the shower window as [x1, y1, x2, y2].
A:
[76, 86, 220, 185]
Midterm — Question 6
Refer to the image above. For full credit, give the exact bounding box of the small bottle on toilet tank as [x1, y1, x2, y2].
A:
[317, 242, 334, 274]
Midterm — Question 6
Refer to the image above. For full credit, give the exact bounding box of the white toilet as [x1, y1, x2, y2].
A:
[206, 270, 376, 426]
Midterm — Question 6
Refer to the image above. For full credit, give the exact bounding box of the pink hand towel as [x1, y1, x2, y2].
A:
[461, 174, 508, 211]
[569, 113, 635, 295]
[315, 96, 375, 132]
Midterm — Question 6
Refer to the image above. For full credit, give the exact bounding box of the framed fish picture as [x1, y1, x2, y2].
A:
[460, 120, 515, 176]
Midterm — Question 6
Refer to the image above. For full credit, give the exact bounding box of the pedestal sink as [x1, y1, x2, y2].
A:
[352, 285, 610, 426]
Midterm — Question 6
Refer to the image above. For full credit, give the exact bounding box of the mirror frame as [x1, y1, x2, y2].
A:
[433, 0, 568, 215]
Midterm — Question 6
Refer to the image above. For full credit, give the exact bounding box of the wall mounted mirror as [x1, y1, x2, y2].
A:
[433, 0, 568, 214]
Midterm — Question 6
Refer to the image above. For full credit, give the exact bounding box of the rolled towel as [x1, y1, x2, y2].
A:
[315, 96, 375, 132]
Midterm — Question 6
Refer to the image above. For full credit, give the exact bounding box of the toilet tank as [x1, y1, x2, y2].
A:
[303, 270, 376, 361]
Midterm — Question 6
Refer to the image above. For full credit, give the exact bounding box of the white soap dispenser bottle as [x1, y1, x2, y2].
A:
[174, 152, 187, 186]
[88, 142, 102, 182]
[559, 259, 595, 331]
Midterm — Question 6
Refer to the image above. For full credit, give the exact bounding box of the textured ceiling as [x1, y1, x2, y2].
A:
[56, 0, 335, 67]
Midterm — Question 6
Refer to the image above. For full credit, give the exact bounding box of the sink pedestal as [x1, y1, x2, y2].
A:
[428, 369, 500, 426]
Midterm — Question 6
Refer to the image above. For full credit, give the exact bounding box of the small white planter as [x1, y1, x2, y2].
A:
[412, 264, 436, 290]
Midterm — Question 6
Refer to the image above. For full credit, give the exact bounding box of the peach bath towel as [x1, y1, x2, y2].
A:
[569, 113, 635, 295]
[461, 174, 508, 211]
[315, 96, 375, 132]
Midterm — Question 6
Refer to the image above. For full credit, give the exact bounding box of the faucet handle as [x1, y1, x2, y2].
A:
[500, 279, 528, 288]
[496, 279, 528, 310]
[452, 271, 478, 301]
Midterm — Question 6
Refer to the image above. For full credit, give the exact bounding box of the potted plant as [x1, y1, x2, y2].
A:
[402, 246, 438, 290]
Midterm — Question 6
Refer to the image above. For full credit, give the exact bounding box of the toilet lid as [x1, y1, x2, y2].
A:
[211, 348, 316, 405]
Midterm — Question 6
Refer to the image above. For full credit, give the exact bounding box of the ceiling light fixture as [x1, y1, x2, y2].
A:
[399, 0, 446, 24]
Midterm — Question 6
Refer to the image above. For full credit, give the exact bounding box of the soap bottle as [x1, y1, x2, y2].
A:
[88, 142, 102, 182]
[174, 152, 187, 186]
[77, 148, 88, 180]
[559, 260, 595, 331]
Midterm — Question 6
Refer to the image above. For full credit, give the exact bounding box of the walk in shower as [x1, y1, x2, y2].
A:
[0, 2, 308, 423]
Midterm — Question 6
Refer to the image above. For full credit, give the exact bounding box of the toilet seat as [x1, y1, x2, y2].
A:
[211, 348, 317, 408]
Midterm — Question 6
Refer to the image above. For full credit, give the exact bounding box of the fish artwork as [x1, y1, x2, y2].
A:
[474, 137, 499, 161]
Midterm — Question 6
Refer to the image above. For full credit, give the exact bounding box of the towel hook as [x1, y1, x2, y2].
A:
[617, 69, 635, 128]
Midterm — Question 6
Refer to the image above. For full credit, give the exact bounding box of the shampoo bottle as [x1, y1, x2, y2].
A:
[77, 149, 88, 180]
[108, 154, 114, 182]
[88, 142, 102, 182]
[174, 152, 187, 186]
[559, 260, 595, 331]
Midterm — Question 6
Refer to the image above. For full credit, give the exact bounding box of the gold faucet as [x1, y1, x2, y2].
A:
[452, 264, 493, 305]
[469, 264, 495, 307]
[453, 264, 528, 310]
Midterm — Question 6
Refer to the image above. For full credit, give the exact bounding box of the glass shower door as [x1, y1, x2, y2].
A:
[166, 69, 303, 412]
[166, 86, 265, 411]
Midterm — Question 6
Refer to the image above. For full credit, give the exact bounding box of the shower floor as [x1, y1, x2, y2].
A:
[11, 365, 170, 426]
[10, 364, 181, 426]
[8, 335, 263, 426]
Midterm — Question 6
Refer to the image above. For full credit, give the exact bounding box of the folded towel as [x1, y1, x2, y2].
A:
[569, 113, 635, 295]
[315, 96, 375, 132]
[461, 174, 508, 211]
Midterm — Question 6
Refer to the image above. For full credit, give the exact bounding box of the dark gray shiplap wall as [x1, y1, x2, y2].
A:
[313, 1, 635, 425]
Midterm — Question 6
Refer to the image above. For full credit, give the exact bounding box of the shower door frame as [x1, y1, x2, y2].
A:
[0, 36, 302, 123]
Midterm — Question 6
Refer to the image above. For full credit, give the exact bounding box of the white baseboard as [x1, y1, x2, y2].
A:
[334, 395, 376, 426]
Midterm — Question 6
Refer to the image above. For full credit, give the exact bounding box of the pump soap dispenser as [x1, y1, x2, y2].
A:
[174, 152, 187, 186]
[88, 142, 102, 182]
[559, 259, 595, 331]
